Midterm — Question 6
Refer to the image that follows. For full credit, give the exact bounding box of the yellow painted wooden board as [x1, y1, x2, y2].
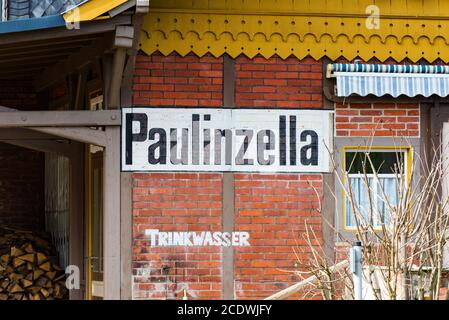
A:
[140, 0, 449, 63]
[64, 0, 128, 23]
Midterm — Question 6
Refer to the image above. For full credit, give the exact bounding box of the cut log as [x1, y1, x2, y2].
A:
[22, 243, 34, 254]
[25, 272, 33, 281]
[40, 288, 49, 298]
[10, 247, 24, 257]
[21, 279, 33, 288]
[39, 261, 52, 272]
[0, 254, 9, 264]
[10, 284, 24, 293]
[12, 293, 24, 300]
[19, 253, 35, 263]
[0, 279, 9, 289]
[9, 273, 24, 281]
[12, 258, 26, 268]
[28, 286, 41, 295]
[35, 277, 48, 287]
[0, 226, 67, 300]
[36, 253, 47, 265]
[46, 271, 56, 281]
[33, 270, 44, 280]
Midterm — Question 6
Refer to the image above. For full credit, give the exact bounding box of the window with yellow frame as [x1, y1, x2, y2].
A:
[342, 146, 412, 232]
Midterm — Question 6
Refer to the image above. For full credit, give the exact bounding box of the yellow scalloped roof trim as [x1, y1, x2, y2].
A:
[141, 7, 449, 62]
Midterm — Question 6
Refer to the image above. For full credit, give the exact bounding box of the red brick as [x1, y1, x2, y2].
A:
[133, 53, 223, 107]
[235, 55, 323, 108]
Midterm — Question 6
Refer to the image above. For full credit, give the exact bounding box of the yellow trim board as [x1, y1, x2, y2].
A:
[141, 0, 449, 62]
[64, 0, 128, 23]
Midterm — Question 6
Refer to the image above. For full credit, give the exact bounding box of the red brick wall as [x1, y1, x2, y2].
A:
[234, 173, 323, 299]
[0, 80, 37, 110]
[0, 80, 44, 231]
[0, 143, 45, 230]
[133, 52, 223, 107]
[335, 103, 420, 137]
[131, 52, 326, 299]
[132, 173, 223, 300]
[235, 56, 322, 108]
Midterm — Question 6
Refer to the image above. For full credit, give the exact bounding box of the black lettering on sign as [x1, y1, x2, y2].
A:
[300, 130, 319, 166]
[122, 109, 330, 172]
[290, 115, 297, 165]
[125, 113, 148, 165]
[235, 129, 254, 165]
[257, 130, 275, 165]
[170, 128, 189, 165]
[279, 116, 287, 166]
[192, 114, 200, 165]
[148, 128, 167, 164]
[214, 129, 232, 165]
[203, 114, 211, 165]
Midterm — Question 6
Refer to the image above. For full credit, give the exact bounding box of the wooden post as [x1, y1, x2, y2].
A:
[69, 142, 85, 300]
[103, 126, 121, 299]
[442, 123, 449, 269]
[120, 172, 133, 300]
[221, 55, 236, 299]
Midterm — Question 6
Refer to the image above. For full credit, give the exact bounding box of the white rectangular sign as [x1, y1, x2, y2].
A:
[121, 108, 333, 173]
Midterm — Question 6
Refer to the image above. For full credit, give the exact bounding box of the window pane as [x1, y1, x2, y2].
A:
[345, 151, 405, 174]
[377, 177, 397, 226]
[345, 176, 397, 228]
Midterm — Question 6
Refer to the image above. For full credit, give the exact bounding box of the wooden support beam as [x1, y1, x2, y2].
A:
[31, 127, 108, 147]
[0, 138, 73, 157]
[35, 34, 115, 91]
[0, 59, 57, 68]
[0, 127, 58, 140]
[120, 13, 144, 108]
[0, 127, 78, 156]
[0, 36, 99, 54]
[108, 47, 127, 109]
[74, 67, 89, 110]
[264, 260, 349, 300]
[102, 53, 113, 109]
[0, 110, 120, 127]
[0, 106, 114, 144]
[0, 52, 71, 64]
[103, 126, 121, 300]
[108, 26, 134, 109]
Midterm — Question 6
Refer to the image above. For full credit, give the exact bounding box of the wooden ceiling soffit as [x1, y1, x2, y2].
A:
[141, 0, 449, 63]
[0, 14, 131, 47]
[34, 33, 115, 91]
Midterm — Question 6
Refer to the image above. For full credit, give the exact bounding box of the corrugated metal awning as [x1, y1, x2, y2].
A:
[327, 63, 449, 98]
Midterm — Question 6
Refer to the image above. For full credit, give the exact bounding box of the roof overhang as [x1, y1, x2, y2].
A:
[63, 0, 130, 23]
[0, 14, 132, 82]
[0, 15, 66, 34]
[0, 0, 136, 35]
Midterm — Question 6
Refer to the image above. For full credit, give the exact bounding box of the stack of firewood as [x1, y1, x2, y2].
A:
[0, 226, 68, 300]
